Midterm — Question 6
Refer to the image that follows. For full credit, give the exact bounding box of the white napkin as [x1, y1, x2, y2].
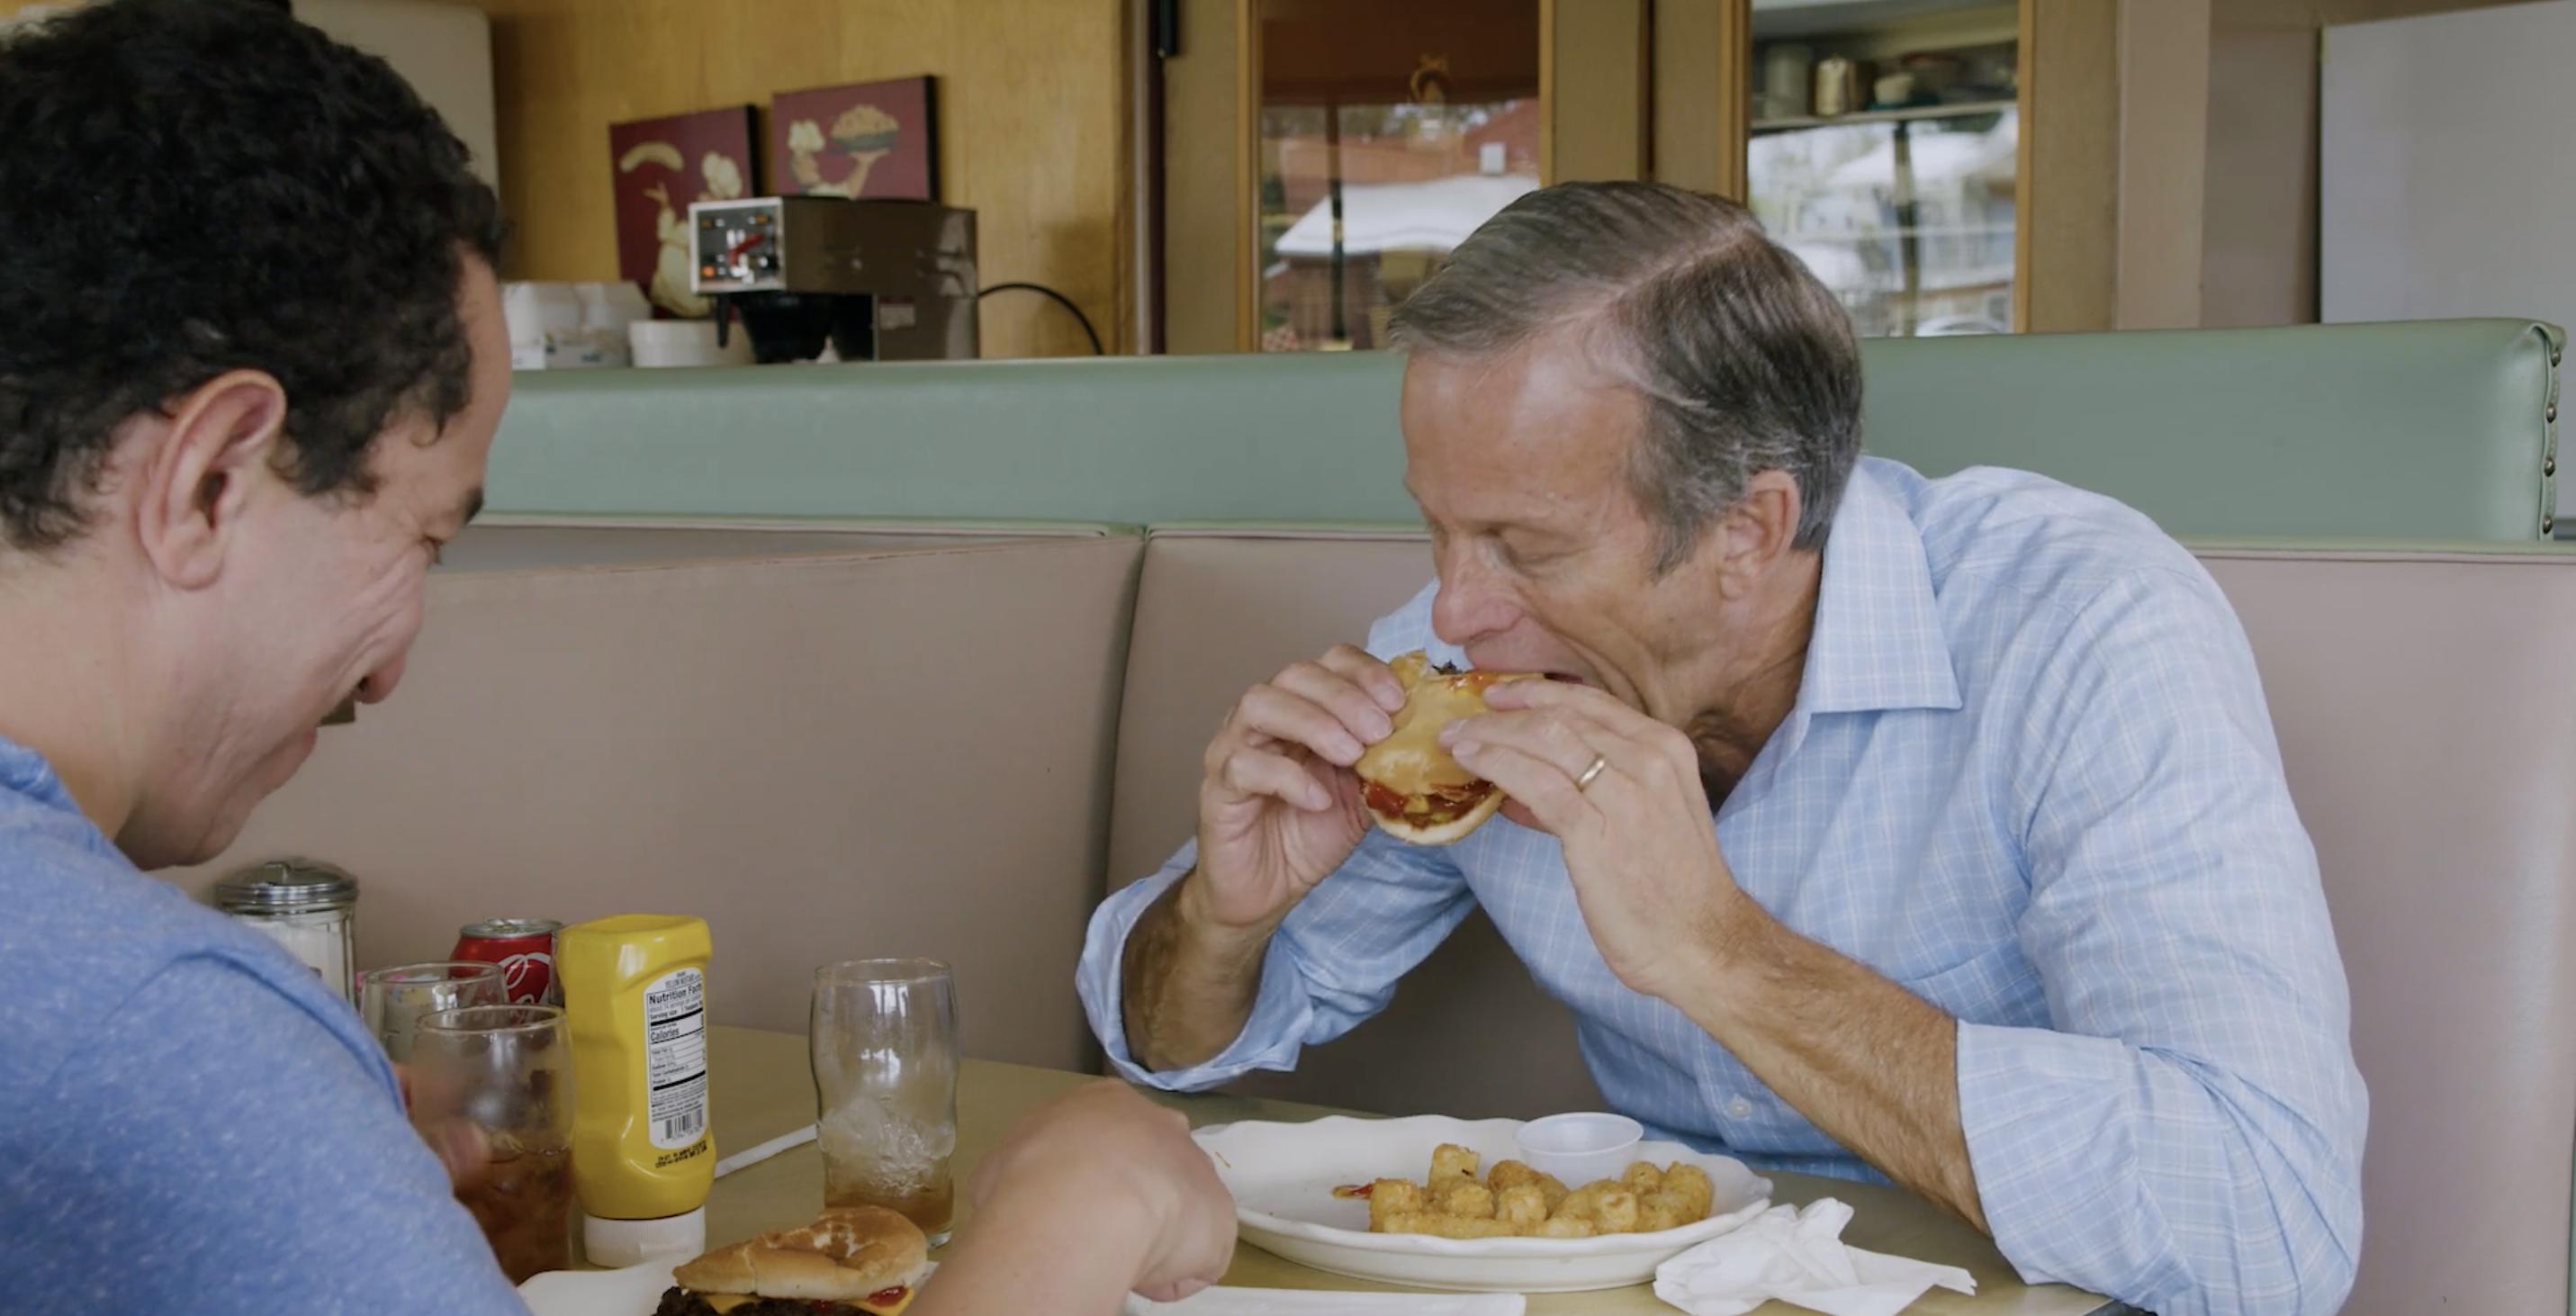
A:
[1125, 1287, 1526, 1316]
[1653, 1199, 1976, 1316]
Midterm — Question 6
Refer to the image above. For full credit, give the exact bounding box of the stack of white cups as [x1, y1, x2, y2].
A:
[500, 281, 662, 370]
[628, 318, 755, 369]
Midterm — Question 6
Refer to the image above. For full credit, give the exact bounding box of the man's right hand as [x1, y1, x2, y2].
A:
[958, 1081, 1238, 1304]
[1188, 644, 1406, 935]
[1120, 644, 1405, 1074]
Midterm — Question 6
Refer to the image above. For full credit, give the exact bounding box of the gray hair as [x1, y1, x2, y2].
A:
[1389, 181, 1863, 568]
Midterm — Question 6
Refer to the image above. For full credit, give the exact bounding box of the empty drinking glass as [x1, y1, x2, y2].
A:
[811, 959, 959, 1245]
[411, 1004, 575, 1283]
[358, 961, 505, 1062]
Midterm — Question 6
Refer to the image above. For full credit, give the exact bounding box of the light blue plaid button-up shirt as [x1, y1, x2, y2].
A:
[1079, 457, 2367, 1316]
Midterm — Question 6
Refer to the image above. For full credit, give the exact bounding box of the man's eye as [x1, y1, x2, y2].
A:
[1500, 536, 1565, 571]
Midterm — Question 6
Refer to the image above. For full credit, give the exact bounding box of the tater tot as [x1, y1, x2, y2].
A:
[1485, 1159, 1542, 1193]
[1545, 1185, 1586, 1225]
[1638, 1192, 1693, 1233]
[1428, 1143, 1481, 1185]
[1536, 1173, 1570, 1213]
[1620, 1161, 1664, 1195]
[1495, 1184, 1546, 1228]
[1439, 1181, 1496, 1220]
[1659, 1163, 1715, 1218]
[1591, 1188, 1641, 1234]
[1388, 1211, 1521, 1239]
[1368, 1178, 1423, 1232]
[1530, 1215, 1598, 1239]
[1554, 1178, 1623, 1222]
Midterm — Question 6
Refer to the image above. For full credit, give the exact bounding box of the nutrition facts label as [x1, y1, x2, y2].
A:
[643, 967, 709, 1149]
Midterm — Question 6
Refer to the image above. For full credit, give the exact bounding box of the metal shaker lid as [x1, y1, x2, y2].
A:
[213, 858, 358, 914]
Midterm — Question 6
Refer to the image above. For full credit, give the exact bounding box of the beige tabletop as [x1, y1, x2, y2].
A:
[700, 1026, 2112, 1315]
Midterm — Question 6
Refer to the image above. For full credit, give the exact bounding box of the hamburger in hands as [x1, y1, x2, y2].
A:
[656, 1205, 930, 1316]
[1352, 651, 1540, 845]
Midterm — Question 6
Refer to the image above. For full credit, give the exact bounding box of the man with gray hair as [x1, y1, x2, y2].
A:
[1078, 182, 2364, 1315]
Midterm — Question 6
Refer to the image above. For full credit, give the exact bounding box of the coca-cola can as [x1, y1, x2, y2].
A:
[452, 917, 563, 1005]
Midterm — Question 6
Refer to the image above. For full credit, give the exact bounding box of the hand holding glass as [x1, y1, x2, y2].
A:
[410, 1004, 575, 1283]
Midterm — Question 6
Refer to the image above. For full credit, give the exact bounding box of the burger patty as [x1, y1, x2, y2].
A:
[655, 1287, 869, 1316]
[1363, 779, 1495, 827]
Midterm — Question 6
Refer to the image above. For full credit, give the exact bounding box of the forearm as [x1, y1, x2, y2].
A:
[914, 1190, 1166, 1316]
[1954, 1023, 2362, 1313]
[1120, 871, 1274, 1073]
[1676, 898, 1988, 1232]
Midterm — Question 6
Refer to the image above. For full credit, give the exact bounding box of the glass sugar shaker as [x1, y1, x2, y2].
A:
[214, 859, 358, 1006]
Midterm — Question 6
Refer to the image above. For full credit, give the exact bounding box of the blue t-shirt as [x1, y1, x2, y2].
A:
[0, 736, 525, 1311]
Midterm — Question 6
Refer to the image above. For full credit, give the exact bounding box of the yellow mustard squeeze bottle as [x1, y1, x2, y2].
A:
[560, 914, 714, 1266]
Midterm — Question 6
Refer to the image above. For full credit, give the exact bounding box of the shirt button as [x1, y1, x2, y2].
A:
[1725, 1095, 1754, 1120]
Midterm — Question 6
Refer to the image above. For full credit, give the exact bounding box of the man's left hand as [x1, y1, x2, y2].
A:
[393, 1060, 491, 1190]
[1446, 680, 1749, 1002]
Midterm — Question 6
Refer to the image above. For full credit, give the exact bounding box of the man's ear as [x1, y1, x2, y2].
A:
[133, 371, 288, 590]
[1707, 469, 1805, 599]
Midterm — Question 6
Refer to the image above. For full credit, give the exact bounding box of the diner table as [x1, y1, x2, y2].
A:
[690, 1026, 2130, 1315]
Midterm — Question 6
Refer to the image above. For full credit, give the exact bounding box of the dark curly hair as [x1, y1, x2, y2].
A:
[0, 0, 506, 551]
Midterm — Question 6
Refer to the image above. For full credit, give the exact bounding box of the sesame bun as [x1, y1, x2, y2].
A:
[671, 1206, 929, 1302]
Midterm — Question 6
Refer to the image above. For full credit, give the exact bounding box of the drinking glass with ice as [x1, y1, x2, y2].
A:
[810, 959, 959, 1245]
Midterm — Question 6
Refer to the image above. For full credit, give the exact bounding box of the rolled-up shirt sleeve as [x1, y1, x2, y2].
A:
[1960, 569, 2368, 1316]
[1079, 581, 1482, 1092]
[1078, 831, 1476, 1090]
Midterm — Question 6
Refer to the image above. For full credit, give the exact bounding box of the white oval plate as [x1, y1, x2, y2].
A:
[1196, 1115, 1771, 1293]
[519, 1260, 938, 1315]
[518, 1260, 677, 1316]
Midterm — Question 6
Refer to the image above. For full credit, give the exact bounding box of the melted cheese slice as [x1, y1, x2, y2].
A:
[1355, 652, 1534, 794]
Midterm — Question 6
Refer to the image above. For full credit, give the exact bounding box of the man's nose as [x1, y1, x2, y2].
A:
[1431, 550, 1518, 648]
[356, 653, 408, 705]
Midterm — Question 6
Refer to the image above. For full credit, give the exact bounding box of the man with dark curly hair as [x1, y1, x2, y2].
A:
[0, 5, 1250, 1312]
[0, 0, 526, 1308]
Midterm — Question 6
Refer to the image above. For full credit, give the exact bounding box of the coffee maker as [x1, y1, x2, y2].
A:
[689, 196, 978, 364]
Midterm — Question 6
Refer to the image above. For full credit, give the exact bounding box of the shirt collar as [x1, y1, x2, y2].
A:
[1797, 461, 1964, 717]
[0, 734, 84, 816]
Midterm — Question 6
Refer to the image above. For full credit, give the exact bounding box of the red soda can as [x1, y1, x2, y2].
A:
[452, 917, 563, 1005]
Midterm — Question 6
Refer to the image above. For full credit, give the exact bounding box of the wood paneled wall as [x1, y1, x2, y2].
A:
[2022, 0, 2117, 333]
[1158, 0, 1247, 355]
[1545, 0, 1652, 183]
[2202, 17, 2319, 328]
[1651, 0, 1750, 200]
[2113, 0, 2211, 329]
[472, 0, 1131, 358]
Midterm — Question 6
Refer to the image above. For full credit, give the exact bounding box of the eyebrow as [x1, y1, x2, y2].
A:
[456, 488, 485, 527]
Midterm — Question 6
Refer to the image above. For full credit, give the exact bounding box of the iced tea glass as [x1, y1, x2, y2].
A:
[411, 1004, 575, 1283]
[811, 959, 958, 1245]
[358, 961, 505, 1063]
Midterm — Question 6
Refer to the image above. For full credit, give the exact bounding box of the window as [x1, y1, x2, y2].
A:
[1251, 0, 1541, 352]
[1748, 3, 2019, 336]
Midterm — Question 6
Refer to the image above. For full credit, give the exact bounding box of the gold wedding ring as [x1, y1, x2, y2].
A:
[1574, 753, 1609, 791]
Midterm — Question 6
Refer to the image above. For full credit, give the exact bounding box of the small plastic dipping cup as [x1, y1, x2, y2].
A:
[1515, 1112, 1644, 1187]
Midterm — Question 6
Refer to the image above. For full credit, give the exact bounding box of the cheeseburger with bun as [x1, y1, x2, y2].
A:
[655, 1205, 929, 1316]
[1352, 651, 1538, 844]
